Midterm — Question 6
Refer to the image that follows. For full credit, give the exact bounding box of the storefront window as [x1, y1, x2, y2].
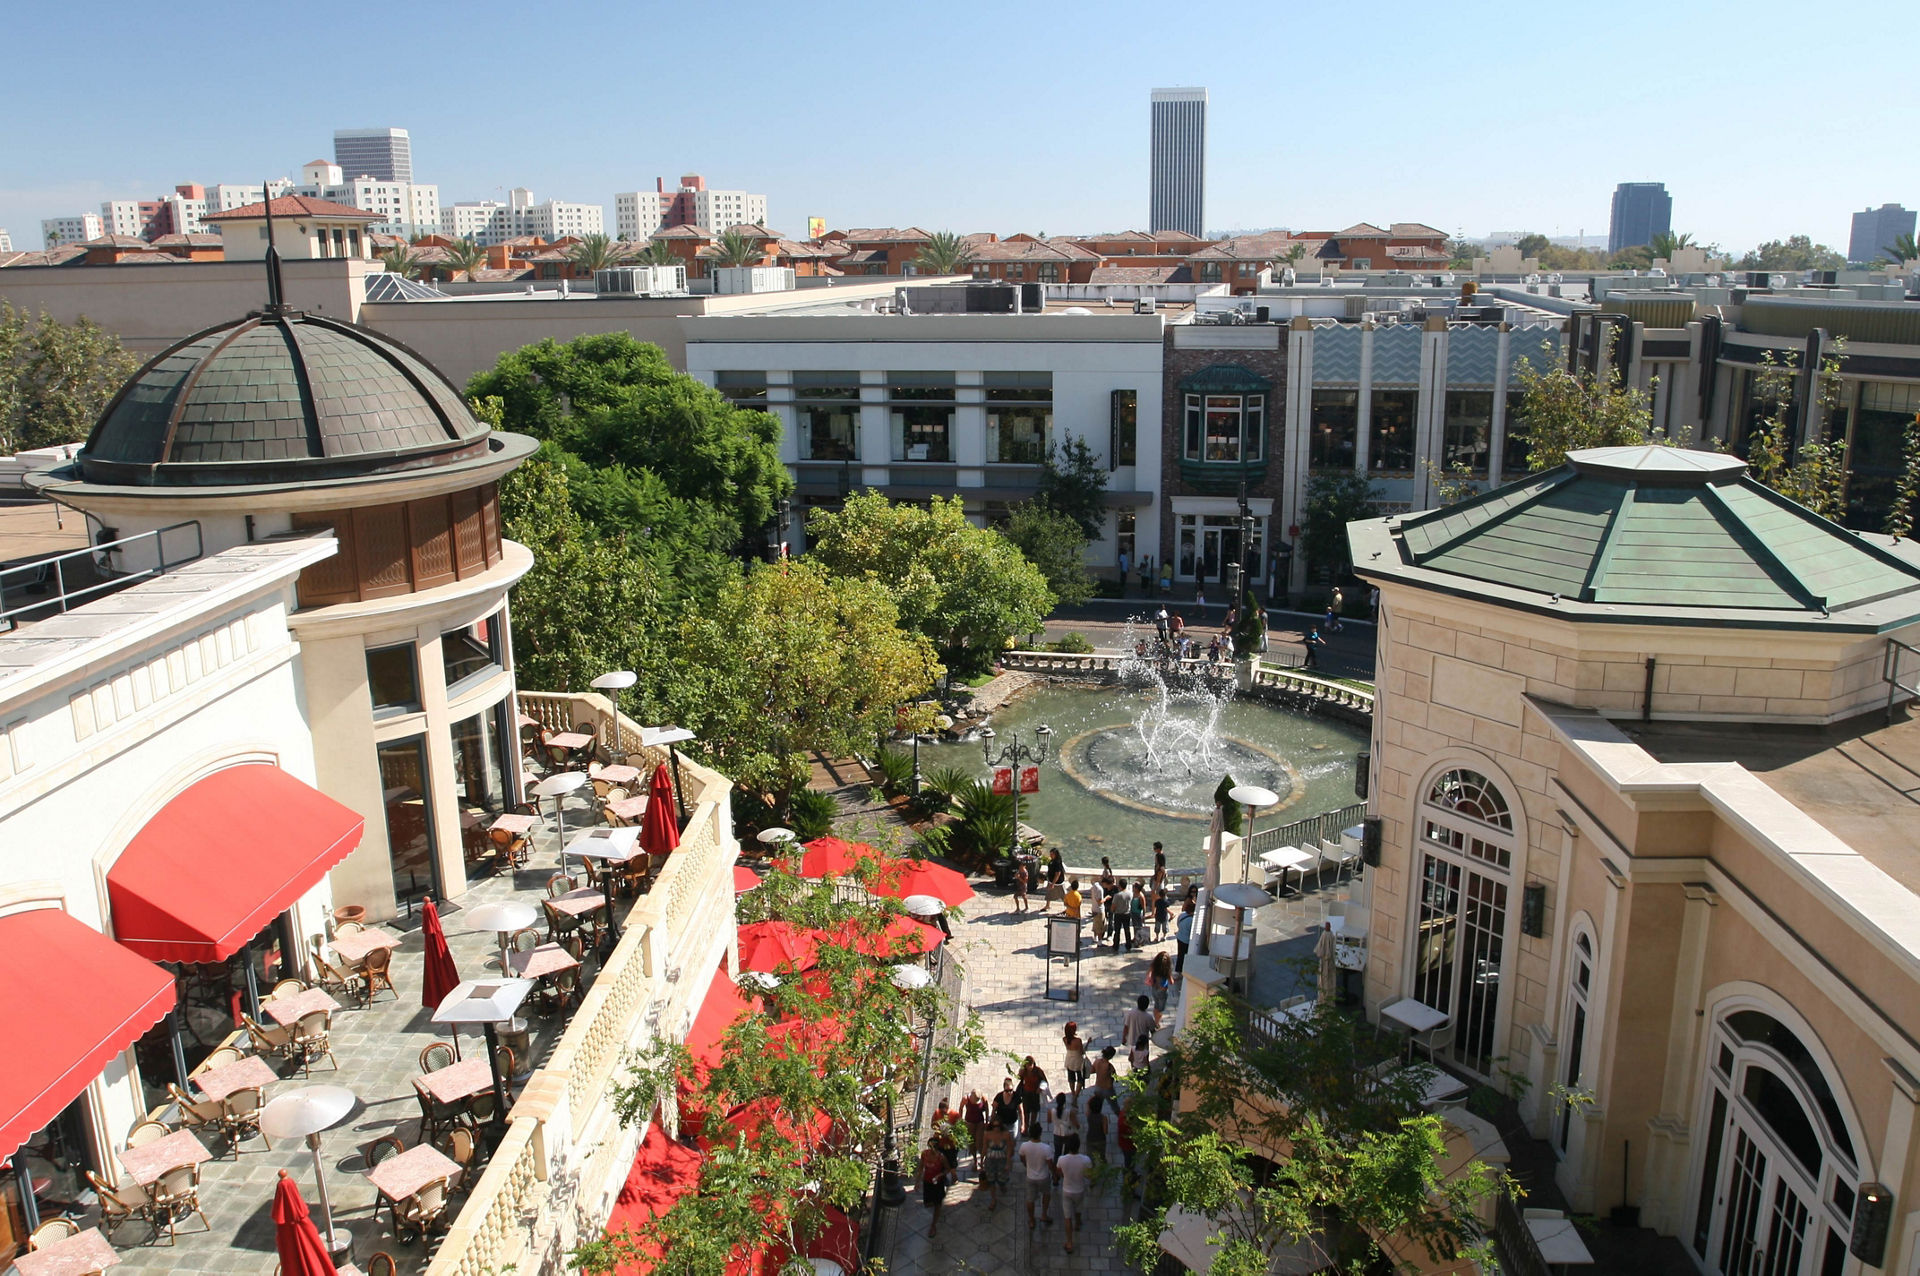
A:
[712, 370, 768, 406]
[451, 704, 512, 818]
[1369, 389, 1418, 473]
[1503, 391, 1532, 476]
[1176, 513, 1266, 582]
[1183, 394, 1265, 463]
[986, 373, 1052, 463]
[796, 372, 861, 461]
[1443, 391, 1493, 477]
[367, 643, 419, 714]
[1111, 389, 1137, 467]
[1310, 390, 1358, 470]
[1115, 510, 1136, 569]
[889, 373, 955, 462]
[443, 613, 503, 689]
[379, 736, 437, 913]
[1847, 381, 1920, 530]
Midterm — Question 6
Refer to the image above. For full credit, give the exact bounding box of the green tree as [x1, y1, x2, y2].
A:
[806, 491, 1054, 672]
[1035, 434, 1110, 540]
[1888, 415, 1920, 542]
[710, 229, 766, 268]
[1514, 233, 1551, 259]
[1536, 243, 1609, 271]
[1737, 235, 1846, 272]
[1301, 472, 1380, 581]
[0, 302, 142, 454]
[378, 243, 425, 279]
[670, 558, 939, 801]
[1743, 343, 1851, 521]
[442, 237, 487, 281]
[1115, 993, 1503, 1275]
[1878, 233, 1920, 267]
[1648, 230, 1696, 260]
[1001, 501, 1096, 607]
[1507, 340, 1662, 471]
[566, 231, 633, 274]
[638, 238, 679, 267]
[912, 229, 976, 275]
[1609, 244, 1656, 271]
[467, 332, 791, 569]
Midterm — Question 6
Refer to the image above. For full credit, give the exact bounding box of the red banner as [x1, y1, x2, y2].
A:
[1020, 765, 1040, 794]
[991, 767, 1013, 795]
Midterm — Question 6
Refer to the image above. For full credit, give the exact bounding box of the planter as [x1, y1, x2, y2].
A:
[992, 857, 1015, 888]
[331, 905, 366, 931]
[1233, 656, 1256, 693]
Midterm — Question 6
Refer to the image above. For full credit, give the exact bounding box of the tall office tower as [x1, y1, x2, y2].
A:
[1150, 88, 1207, 237]
[333, 128, 413, 183]
[1849, 203, 1916, 263]
[1608, 181, 1672, 254]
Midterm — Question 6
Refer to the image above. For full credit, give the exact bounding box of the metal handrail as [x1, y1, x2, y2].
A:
[0, 520, 204, 630]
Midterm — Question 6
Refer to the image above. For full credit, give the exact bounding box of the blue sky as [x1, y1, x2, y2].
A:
[2, 0, 1913, 253]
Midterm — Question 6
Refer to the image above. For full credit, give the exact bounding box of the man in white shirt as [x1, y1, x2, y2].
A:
[1017, 1124, 1056, 1229]
[1055, 1133, 1093, 1254]
[1121, 994, 1154, 1049]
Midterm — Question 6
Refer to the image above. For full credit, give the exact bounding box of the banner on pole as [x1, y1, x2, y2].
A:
[991, 767, 1013, 795]
[1020, 765, 1040, 794]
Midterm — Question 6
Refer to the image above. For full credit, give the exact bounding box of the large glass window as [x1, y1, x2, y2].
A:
[889, 372, 954, 462]
[1183, 393, 1265, 463]
[367, 643, 419, 714]
[451, 703, 513, 870]
[1175, 513, 1266, 582]
[1368, 389, 1418, 472]
[1502, 391, 1532, 476]
[1847, 381, 1920, 530]
[379, 736, 438, 913]
[1410, 767, 1516, 1076]
[796, 372, 861, 461]
[443, 612, 503, 690]
[1310, 389, 1359, 471]
[986, 372, 1052, 463]
[713, 370, 768, 406]
[1443, 390, 1493, 477]
[1111, 389, 1138, 467]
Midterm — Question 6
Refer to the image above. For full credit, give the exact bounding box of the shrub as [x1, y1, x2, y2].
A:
[873, 744, 916, 794]
[951, 781, 1018, 862]
[1053, 631, 1094, 654]
[919, 765, 974, 813]
[787, 788, 838, 841]
[914, 824, 954, 862]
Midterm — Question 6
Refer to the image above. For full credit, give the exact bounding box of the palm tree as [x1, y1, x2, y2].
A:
[711, 229, 766, 269]
[913, 230, 976, 275]
[1880, 232, 1920, 266]
[379, 244, 425, 279]
[1647, 231, 1695, 260]
[638, 239, 678, 267]
[567, 232, 633, 274]
[443, 238, 488, 282]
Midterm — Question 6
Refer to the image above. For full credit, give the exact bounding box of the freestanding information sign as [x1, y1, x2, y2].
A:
[1046, 916, 1082, 1001]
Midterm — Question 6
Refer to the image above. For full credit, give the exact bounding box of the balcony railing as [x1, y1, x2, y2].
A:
[0, 520, 203, 631]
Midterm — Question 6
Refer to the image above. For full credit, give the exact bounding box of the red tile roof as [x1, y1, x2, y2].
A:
[203, 195, 380, 222]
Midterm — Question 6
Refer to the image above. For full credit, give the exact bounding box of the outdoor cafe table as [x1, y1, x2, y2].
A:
[261, 987, 342, 1027]
[1381, 997, 1448, 1060]
[1258, 845, 1316, 897]
[508, 942, 581, 981]
[548, 731, 594, 755]
[491, 813, 540, 835]
[368, 1143, 461, 1212]
[416, 1056, 495, 1107]
[547, 888, 607, 920]
[595, 764, 642, 785]
[190, 1054, 277, 1102]
[330, 927, 402, 966]
[11, 1225, 120, 1276]
[605, 795, 650, 823]
[118, 1128, 212, 1187]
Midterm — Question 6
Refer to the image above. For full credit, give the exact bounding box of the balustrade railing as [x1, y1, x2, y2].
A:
[431, 1116, 545, 1276]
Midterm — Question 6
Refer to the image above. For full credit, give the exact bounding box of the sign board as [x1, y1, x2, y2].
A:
[1019, 765, 1040, 795]
[807, 216, 826, 240]
[991, 767, 1012, 795]
[1047, 917, 1081, 956]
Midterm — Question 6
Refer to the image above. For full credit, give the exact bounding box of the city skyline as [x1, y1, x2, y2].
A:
[2, 0, 1914, 254]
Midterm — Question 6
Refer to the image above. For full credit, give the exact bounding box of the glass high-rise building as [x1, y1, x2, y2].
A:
[1608, 182, 1672, 254]
[1849, 204, 1915, 263]
[333, 128, 413, 184]
[1150, 88, 1207, 238]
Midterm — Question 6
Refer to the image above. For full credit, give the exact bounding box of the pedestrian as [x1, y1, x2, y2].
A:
[1106, 892, 1123, 951]
[1160, 561, 1173, 594]
[932, 1098, 961, 1176]
[1042, 848, 1066, 913]
[1118, 548, 1130, 593]
[992, 1077, 1021, 1131]
[1222, 632, 1234, 660]
[1154, 605, 1170, 645]
[1171, 612, 1185, 642]
[1063, 879, 1083, 923]
[1099, 856, 1117, 894]
[919, 1136, 951, 1238]
[1151, 843, 1167, 896]
[1056, 1133, 1092, 1255]
[1063, 1021, 1088, 1094]
[1332, 586, 1345, 624]
[1152, 886, 1170, 941]
[1091, 1046, 1118, 1102]
[1195, 583, 1207, 607]
[1085, 1091, 1108, 1164]
[961, 1088, 989, 1174]
[1129, 882, 1147, 950]
[979, 1116, 1014, 1212]
[1303, 627, 1327, 669]
[1085, 879, 1105, 945]
[1049, 1092, 1081, 1158]
[1207, 633, 1222, 663]
[1122, 994, 1154, 1053]
[1130, 1033, 1152, 1076]
[1018, 1056, 1046, 1125]
[1018, 1123, 1056, 1229]
[1175, 895, 1195, 974]
[1011, 856, 1029, 913]
[1147, 950, 1174, 1017]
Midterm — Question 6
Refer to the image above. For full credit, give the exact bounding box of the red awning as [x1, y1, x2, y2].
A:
[0, 908, 176, 1160]
[108, 764, 365, 964]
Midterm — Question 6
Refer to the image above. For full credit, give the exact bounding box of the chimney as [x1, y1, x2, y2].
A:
[656, 177, 664, 194]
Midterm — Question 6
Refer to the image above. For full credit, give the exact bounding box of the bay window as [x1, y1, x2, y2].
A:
[1183, 394, 1264, 463]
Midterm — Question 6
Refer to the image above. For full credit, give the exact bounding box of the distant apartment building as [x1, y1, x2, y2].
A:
[0, 230, 10, 253]
[333, 127, 413, 183]
[1848, 203, 1915, 263]
[1607, 181, 1671, 253]
[207, 180, 296, 213]
[41, 213, 103, 247]
[295, 161, 439, 238]
[615, 175, 769, 239]
[440, 189, 603, 246]
[1150, 87, 1207, 238]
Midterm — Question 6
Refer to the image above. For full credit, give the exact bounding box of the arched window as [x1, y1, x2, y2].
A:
[1558, 930, 1593, 1153]
[1409, 765, 1520, 1076]
[1691, 1006, 1859, 1276]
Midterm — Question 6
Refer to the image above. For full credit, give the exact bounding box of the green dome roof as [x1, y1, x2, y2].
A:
[1352, 446, 1920, 630]
[80, 312, 489, 486]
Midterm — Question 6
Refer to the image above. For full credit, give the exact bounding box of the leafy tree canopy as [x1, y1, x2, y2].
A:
[1507, 343, 1662, 472]
[1036, 434, 1110, 540]
[0, 302, 142, 454]
[1302, 472, 1381, 578]
[806, 491, 1054, 669]
[1000, 501, 1096, 608]
[1737, 235, 1846, 272]
[1514, 233, 1551, 259]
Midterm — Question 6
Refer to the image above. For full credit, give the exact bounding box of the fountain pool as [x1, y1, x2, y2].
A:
[916, 683, 1367, 871]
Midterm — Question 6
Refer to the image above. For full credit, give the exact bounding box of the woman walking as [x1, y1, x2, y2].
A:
[1152, 886, 1170, 942]
[1151, 843, 1168, 896]
[992, 1077, 1021, 1131]
[978, 1117, 1013, 1212]
[919, 1136, 951, 1238]
[1018, 1056, 1047, 1127]
[1011, 856, 1030, 913]
[1049, 1092, 1081, 1159]
[1043, 849, 1066, 913]
[1063, 1022, 1088, 1094]
[1146, 950, 1174, 1018]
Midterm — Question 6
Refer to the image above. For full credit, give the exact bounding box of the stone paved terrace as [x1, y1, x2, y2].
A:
[876, 852, 1352, 1275]
[66, 782, 620, 1275]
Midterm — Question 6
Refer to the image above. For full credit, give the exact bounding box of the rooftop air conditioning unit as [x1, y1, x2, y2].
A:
[1134, 297, 1157, 314]
[595, 264, 687, 296]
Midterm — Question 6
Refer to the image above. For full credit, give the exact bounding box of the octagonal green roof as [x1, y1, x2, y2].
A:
[1351, 446, 1920, 631]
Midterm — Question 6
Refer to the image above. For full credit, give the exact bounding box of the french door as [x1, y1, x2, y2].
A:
[1714, 1117, 1815, 1276]
[1410, 852, 1508, 1076]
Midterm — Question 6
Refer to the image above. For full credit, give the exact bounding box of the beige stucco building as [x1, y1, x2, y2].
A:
[1351, 446, 1920, 1273]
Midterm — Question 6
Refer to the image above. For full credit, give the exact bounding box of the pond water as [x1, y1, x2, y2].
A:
[916, 682, 1368, 871]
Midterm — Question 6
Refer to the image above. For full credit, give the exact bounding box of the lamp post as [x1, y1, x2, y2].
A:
[763, 497, 792, 563]
[980, 724, 1052, 862]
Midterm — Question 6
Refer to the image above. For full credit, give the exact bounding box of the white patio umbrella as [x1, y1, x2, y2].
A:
[259, 1085, 356, 1256]
[1158, 1203, 1326, 1275]
[433, 979, 534, 1129]
[465, 899, 539, 979]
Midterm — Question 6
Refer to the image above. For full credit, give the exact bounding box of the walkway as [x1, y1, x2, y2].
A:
[1036, 601, 1378, 682]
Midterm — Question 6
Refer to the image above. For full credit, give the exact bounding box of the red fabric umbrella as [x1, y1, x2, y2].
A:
[797, 836, 889, 880]
[831, 913, 942, 959]
[419, 896, 461, 1011]
[874, 858, 975, 907]
[271, 1170, 334, 1276]
[737, 921, 821, 974]
[733, 865, 762, 894]
[640, 763, 680, 856]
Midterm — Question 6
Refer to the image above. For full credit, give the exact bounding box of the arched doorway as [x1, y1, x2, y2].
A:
[1690, 1007, 1860, 1276]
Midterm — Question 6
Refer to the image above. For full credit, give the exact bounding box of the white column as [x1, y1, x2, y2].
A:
[1413, 323, 1447, 510]
[1353, 326, 1374, 475]
[1639, 884, 1718, 1233]
[1488, 325, 1512, 487]
[858, 371, 888, 488]
[1285, 323, 1313, 600]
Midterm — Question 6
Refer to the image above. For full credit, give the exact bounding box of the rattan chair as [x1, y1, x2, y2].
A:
[415, 1084, 462, 1147]
[86, 1170, 155, 1240]
[396, 1176, 451, 1241]
[28, 1216, 79, 1250]
[291, 1010, 336, 1073]
[242, 1013, 296, 1060]
[151, 1164, 210, 1243]
[219, 1086, 265, 1150]
[419, 1042, 456, 1074]
[366, 1252, 398, 1276]
[363, 946, 396, 1002]
[545, 873, 576, 899]
[126, 1119, 170, 1148]
[367, 1135, 407, 1167]
[495, 1044, 517, 1083]
[509, 926, 541, 955]
[548, 966, 582, 1014]
[444, 1126, 480, 1189]
[270, 977, 307, 999]
[195, 1046, 243, 1075]
[308, 946, 368, 1005]
[490, 826, 529, 870]
[167, 1083, 225, 1135]
[333, 920, 365, 938]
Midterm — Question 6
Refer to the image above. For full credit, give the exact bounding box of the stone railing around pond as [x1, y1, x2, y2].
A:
[994, 651, 1373, 720]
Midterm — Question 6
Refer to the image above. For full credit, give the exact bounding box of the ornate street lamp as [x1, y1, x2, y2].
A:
[980, 724, 1052, 861]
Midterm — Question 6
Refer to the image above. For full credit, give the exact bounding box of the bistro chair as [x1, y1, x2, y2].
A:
[545, 873, 576, 899]
[495, 1044, 518, 1084]
[396, 1176, 451, 1242]
[366, 1252, 398, 1276]
[509, 927, 540, 956]
[308, 945, 368, 1005]
[465, 1091, 498, 1128]
[367, 1135, 407, 1167]
[444, 1126, 480, 1190]
[243, 1013, 296, 1060]
[414, 1085, 459, 1148]
[547, 967, 582, 1014]
[363, 947, 397, 1002]
[271, 977, 307, 999]
[167, 1083, 226, 1135]
[152, 1164, 210, 1243]
[196, 1046, 243, 1075]
[87, 1170, 155, 1239]
[601, 806, 628, 831]
[419, 1042, 456, 1074]
[558, 932, 585, 963]
[127, 1120, 171, 1148]
[219, 1086, 265, 1150]
[333, 921, 366, 938]
[292, 1010, 337, 1073]
[28, 1216, 80, 1249]
[490, 826, 530, 870]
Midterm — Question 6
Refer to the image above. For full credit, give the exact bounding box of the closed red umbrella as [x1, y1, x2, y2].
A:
[874, 858, 974, 907]
[271, 1169, 334, 1276]
[419, 896, 461, 1011]
[640, 763, 681, 856]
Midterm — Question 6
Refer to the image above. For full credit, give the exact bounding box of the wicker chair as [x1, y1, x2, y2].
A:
[167, 1083, 226, 1135]
[490, 826, 529, 870]
[367, 1135, 407, 1167]
[396, 1176, 451, 1241]
[243, 1013, 296, 1060]
[195, 1046, 243, 1075]
[309, 946, 368, 1005]
[28, 1217, 80, 1249]
[219, 1086, 265, 1150]
[151, 1164, 209, 1243]
[333, 921, 366, 938]
[291, 1010, 336, 1073]
[86, 1170, 155, 1239]
[445, 1126, 480, 1189]
[126, 1120, 170, 1148]
[548, 966, 582, 1014]
[419, 1042, 456, 1074]
[542, 900, 581, 946]
[415, 1084, 462, 1147]
[366, 1252, 398, 1276]
[495, 1044, 517, 1083]
[509, 927, 541, 955]
[363, 946, 396, 1002]
[545, 873, 576, 899]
